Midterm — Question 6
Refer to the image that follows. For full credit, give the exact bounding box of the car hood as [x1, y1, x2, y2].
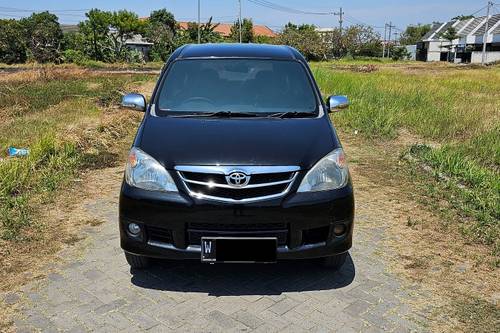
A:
[138, 116, 338, 170]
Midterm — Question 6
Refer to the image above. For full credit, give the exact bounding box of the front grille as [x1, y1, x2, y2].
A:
[176, 165, 299, 203]
[147, 226, 173, 244]
[187, 222, 288, 246]
[187, 183, 288, 200]
[181, 171, 293, 185]
[249, 172, 293, 184]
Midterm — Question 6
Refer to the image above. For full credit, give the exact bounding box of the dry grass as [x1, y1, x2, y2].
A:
[314, 61, 499, 256]
[0, 68, 156, 330]
[341, 130, 499, 332]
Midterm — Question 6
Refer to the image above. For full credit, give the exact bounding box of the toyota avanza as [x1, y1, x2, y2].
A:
[119, 44, 354, 269]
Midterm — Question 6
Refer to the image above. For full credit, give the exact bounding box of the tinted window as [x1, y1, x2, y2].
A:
[156, 59, 318, 114]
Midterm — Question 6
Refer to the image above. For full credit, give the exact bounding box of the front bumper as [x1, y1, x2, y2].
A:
[119, 182, 354, 261]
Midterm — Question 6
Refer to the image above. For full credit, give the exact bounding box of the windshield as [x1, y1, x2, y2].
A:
[156, 59, 318, 116]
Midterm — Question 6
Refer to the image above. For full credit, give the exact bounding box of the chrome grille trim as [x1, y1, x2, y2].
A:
[174, 165, 300, 203]
[178, 173, 294, 189]
[175, 165, 300, 175]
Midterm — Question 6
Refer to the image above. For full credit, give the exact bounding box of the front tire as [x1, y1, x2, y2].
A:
[322, 252, 347, 270]
[125, 252, 150, 269]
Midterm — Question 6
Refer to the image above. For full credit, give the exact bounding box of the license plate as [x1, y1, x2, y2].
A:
[201, 237, 277, 263]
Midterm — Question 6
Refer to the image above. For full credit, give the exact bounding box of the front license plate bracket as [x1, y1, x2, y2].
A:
[201, 237, 277, 263]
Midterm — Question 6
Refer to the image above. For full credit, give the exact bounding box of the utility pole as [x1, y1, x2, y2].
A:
[333, 7, 344, 57]
[333, 7, 344, 35]
[197, 0, 201, 44]
[239, 0, 242, 43]
[382, 23, 387, 58]
[387, 22, 395, 58]
[482, 1, 494, 65]
[393, 32, 399, 45]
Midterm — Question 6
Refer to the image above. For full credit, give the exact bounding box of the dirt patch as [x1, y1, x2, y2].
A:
[0, 66, 158, 83]
[332, 64, 379, 73]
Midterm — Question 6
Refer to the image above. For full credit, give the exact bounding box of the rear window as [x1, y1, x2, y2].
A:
[156, 59, 318, 115]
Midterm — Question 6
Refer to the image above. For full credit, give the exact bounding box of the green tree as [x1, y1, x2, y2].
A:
[61, 31, 87, 64]
[399, 24, 432, 45]
[62, 31, 85, 52]
[229, 18, 254, 43]
[440, 27, 459, 43]
[79, 9, 113, 61]
[21, 12, 63, 63]
[452, 15, 474, 21]
[391, 46, 411, 61]
[109, 10, 144, 61]
[254, 35, 274, 44]
[145, 9, 177, 61]
[342, 25, 382, 58]
[0, 19, 26, 64]
[275, 23, 328, 60]
[181, 17, 223, 44]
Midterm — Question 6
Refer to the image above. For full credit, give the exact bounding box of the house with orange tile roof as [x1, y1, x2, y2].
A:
[178, 21, 276, 38]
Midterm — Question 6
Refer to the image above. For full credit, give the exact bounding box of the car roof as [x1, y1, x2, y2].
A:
[172, 43, 303, 61]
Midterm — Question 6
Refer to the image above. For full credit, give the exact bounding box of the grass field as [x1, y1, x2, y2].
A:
[311, 62, 500, 255]
[0, 68, 153, 240]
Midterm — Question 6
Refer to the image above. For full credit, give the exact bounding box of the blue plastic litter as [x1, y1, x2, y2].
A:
[7, 147, 30, 157]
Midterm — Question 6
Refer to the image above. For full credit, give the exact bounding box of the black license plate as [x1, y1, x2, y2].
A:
[201, 237, 277, 263]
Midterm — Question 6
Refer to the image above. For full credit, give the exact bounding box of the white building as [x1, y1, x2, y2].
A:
[417, 13, 500, 63]
[124, 34, 153, 60]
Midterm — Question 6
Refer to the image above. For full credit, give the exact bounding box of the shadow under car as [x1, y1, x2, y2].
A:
[130, 254, 355, 296]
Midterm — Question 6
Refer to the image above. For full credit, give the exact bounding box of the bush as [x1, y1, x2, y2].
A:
[275, 24, 328, 61]
[391, 46, 411, 61]
[62, 49, 87, 64]
[0, 135, 79, 240]
[125, 49, 144, 63]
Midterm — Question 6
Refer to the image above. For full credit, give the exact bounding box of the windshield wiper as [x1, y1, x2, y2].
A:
[169, 111, 261, 118]
[266, 111, 316, 119]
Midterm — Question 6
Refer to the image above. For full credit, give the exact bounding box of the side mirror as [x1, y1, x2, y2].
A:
[121, 93, 146, 112]
[327, 95, 349, 113]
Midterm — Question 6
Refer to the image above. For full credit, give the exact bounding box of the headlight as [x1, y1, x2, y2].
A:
[297, 148, 349, 192]
[125, 147, 178, 193]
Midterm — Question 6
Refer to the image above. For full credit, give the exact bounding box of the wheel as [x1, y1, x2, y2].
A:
[322, 252, 348, 270]
[124, 252, 150, 269]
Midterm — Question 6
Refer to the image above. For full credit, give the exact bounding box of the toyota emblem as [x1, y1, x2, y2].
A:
[226, 172, 250, 187]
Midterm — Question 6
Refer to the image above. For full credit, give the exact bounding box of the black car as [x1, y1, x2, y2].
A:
[119, 44, 354, 269]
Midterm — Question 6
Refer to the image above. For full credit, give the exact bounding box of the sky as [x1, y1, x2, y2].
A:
[0, 0, 494, 35]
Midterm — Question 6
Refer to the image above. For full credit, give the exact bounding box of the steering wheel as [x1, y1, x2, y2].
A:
[184, 97, 215, 106]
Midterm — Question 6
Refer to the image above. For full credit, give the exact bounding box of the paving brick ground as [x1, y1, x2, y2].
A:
[5, 168, 431, 332]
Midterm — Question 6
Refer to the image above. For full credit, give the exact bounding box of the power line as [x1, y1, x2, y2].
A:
[0, 12, 24, 18]
[344, 15, 385, 29]
[176, 15, 238, 22]
[468, 4, 489, 16]
[246, 0, 332, 15]
[0, 6, 90, 13]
